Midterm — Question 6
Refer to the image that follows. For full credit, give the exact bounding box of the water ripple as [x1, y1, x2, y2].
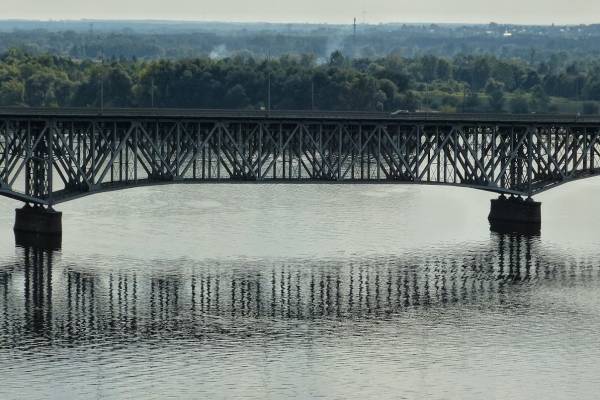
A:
[1, 185, 600, 398]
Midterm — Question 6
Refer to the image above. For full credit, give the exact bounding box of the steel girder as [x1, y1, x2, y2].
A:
[1, 116, 600, 205]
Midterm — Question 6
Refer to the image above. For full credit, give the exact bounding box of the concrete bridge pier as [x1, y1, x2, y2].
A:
[488, 195, 541, 235]
[14, 204, 63, 236]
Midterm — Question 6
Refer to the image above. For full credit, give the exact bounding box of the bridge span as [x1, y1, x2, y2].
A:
[2, 107, 600, 235]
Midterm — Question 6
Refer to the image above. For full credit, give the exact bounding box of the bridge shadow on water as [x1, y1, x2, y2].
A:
[1, 231, 597, 348]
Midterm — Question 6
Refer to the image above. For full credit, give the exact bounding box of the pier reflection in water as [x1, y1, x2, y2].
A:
[1, 232, 600, 398]
[0, 234, 543, 342]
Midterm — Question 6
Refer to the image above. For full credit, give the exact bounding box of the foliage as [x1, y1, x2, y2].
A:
[0, 45, 600, 114]
[509, 93, 530, 114]
[484, 79, 505, 112]
[0, 78, 24, 105]
[582, 101, 599, 115]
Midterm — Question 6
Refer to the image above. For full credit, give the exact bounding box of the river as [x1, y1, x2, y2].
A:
[1, 182, 600, 399]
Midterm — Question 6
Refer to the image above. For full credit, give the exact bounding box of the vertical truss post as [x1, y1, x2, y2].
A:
[25, 121, 31, 197]
[202, 125, 206, 179]
[586, 128, 596, 174]
[297, 126, 302, 180]
[119, 129, 123, 182]
[217, 125, 222, 180]
[91, 121, 96, 186]
[415, 125, 420, 179]
[318, 124, 322, 178]
[155, 121, 160, 177]
[453, 127, 457, 183]
[286, 126, 291, 179]
[359, 125, 363, 179]
[193, 123, 199, 179]
[111, 122, 116, 182]
[376, 125, 381, 181]
[176, 122, 181, 178]
[435, 126, 440, 182]
[583, 128, 588, 171]
[491, 126, 496, 183]
[134, 125, 138, 184]
[547, 127, 552, 177]
[258, 123, 262, 180]
[2, 121, 7, 185]
[280, 124, 284, 180]
[528, 127, 533, 197]
[48, 119, 54, 206]
[510, 126, 515, 190]
[338, 125, 342, 180]
[564, 128, 571, 175]
[125, 129, 129, 182]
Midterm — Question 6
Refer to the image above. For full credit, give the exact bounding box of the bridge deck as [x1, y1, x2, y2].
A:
[1, 107, 599, 124]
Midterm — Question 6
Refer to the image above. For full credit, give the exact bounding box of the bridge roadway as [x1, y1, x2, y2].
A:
[2, 107, 600, 234]
[1, 107, 599, 123]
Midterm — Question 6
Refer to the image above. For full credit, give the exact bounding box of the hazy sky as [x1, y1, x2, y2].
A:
[2, 0, 600, 25]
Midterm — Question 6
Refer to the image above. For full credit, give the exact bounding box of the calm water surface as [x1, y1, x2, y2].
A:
[1, 183, 600, 399]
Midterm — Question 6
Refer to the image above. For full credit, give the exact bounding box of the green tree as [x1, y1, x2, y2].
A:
[471, 56, 492, 90]
[582, 101, 599, 115]
[0, 78, 24, 105]
[104, 66, 133, 107]
[583, 80, 600, 101]
[530, 85, 550, 112]
[509, 93, 530, 113]
[441, 95, 459, 107]
[435, 58, 452, 81]
[346, 74, 386, 111]
[465, 92, 482, 112]
[359, 46, 377, 59]
[329, 51, 346, 68]
[491, 60, 516, 91]
[522, 70, 541, 91]
[24, 73, 57, 106]
[224, 84, 250, 108]
[398, 90, 422, 112]
[378, 79, 399, 110]
[420, 55, 438, 82]
[484, 79, 505, 112]
[299, 53, 317, 69]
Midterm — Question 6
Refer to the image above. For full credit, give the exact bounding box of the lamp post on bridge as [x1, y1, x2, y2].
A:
[462, 82, 470, 113]
[151, 76, 155, 108]
[267, 51, 271, 117]
[576, 76, 580, 119]
[426, 81, 430, 119]
[99, 47, 105, 114]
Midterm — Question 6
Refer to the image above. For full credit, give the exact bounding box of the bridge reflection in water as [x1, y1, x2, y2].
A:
[1, 235, 597, 346]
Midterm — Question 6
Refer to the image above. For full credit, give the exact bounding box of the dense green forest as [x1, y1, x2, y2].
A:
[1, 21, 600, 113]
[1, 46, 600, 113]
[1, 34, 600, 113]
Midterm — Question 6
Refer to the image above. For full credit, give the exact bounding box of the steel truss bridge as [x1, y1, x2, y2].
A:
[1, 108, 600, 206]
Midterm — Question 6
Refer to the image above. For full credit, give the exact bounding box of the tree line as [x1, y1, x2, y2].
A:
[4, 21, 600, 63]
[0, 46, 599, 114]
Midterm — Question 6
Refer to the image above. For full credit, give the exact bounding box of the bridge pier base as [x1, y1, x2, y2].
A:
[488, 195, 541, 235]
[14, 205, 62, 235]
